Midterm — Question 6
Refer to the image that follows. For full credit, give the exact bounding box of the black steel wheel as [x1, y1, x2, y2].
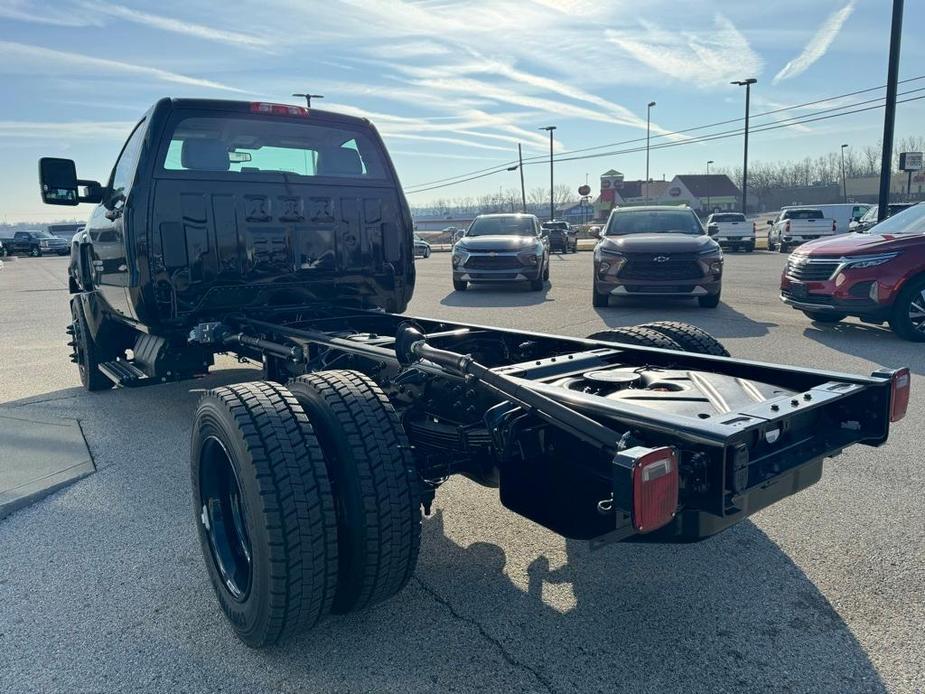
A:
[287, 370, 421, 615]
[191, 382, 339, 648]
[68, 298, 114, 391]
[640, 321, 730, 356]
[586, 326, 682, 350]
[30, 247, 41, 257]
[889, 276, 925, 342]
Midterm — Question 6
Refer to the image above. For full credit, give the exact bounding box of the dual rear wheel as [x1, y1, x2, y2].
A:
[191, 371, 421, 648]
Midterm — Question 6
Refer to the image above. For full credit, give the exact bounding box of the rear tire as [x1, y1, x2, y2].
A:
[191, 382, 339, 648]
[888, 276, 925, 341]
[640, 321, 730, 356]
[287, 370, 421, 615]
[803, 310, 847, 324]
[586, 326, 682, 350]
[453, 278, 467, 291]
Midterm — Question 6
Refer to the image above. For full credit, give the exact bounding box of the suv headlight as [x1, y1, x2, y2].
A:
[841, 252, 900, 270]
[709, 259, 723, 273]
[518, 251, 538, 265]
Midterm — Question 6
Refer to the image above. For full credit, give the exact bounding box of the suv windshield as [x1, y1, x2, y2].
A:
[605, 210, 702, 236]
[162, 115, 387, 178]
[864, 203, 925, 235]
[466, 216, 536, 237]
[711, 213, 745, 222]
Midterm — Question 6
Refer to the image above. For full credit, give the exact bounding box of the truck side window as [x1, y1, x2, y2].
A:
[110, 119, 147, 205]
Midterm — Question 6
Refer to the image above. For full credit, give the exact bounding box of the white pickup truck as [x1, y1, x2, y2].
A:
[766, 208, 837, 253]
[705, 212, 754, 252]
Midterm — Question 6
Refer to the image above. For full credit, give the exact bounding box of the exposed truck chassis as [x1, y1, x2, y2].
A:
[176, 304, 902, 543]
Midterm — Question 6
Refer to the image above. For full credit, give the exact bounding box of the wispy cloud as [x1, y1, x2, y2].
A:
[0, 0, 99, 26]
[78, 1, 273, 50]
[605, 14, 762, 88]
[773, 1, 856, 83]
[0, 40, 246, 92]
[0, 120, 135, 139]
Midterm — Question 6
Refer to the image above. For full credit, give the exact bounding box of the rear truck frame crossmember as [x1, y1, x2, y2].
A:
[182, 306, 900, 545]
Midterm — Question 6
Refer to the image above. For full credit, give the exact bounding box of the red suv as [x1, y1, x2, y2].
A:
[780, 202, 925, 340]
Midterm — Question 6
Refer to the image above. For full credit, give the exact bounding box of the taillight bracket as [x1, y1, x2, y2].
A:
[612, 445, 680, 534]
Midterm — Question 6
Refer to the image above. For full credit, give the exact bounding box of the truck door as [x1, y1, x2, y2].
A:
[91, 118, 147, 319]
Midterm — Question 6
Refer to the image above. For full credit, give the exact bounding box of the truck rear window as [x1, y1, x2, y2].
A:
[785, 209, 824, 220]
[162, 115, 387, 179]
[712, 214, 745, 222]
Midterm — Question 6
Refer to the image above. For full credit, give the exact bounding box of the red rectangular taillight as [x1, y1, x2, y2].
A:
[249, 102, 309, 117]
[890, 367, 910, 422]
[631, 447, 679, 533]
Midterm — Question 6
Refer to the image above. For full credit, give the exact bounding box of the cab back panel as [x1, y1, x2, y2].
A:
[149, 178, 409, 319]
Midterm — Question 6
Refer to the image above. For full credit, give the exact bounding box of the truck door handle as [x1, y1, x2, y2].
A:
[105, 208, 123, 221]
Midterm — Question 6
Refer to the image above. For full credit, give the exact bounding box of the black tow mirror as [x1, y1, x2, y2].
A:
[38, 157, 104, 206]
[39, 157, 79, 206]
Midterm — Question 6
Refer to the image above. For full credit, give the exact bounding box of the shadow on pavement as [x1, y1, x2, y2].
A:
[801, 321, 924, 375]
[440, 282, 553, 308]
[412, 509, 886, 693]
[593, 298, 776, 339]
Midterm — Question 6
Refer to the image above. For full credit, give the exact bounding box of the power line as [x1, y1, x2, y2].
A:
[403, 74, 925, 194]
[404, 92, 925, 194]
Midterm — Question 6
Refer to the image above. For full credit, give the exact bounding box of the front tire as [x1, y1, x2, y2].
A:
[30, 247, 42, 257]
[453, 278, 467, 291]
[191, 382, 339, 648]
[698, 292, 721, 308]
[592, 287, 608, 307]
[803, 310, 846, 324]
[69, 299, 115, 391]
[888, 276, 925, 341]
[288, 371, 421, 614]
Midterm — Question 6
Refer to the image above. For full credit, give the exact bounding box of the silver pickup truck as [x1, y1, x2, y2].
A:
[767, 208, 837, 253]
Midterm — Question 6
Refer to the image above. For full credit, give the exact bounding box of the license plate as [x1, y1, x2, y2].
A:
[790, 282, 808, 299]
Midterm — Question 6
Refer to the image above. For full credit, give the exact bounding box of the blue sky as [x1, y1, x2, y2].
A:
[1, 0, 923, 221]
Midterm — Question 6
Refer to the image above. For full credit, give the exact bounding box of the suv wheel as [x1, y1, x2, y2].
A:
[803, 310, 846, 324]
[888, 276, 925, 341]
[698, 292, 721, 308]
[452, 278, 467, 291]
[592, 287, 608, 307]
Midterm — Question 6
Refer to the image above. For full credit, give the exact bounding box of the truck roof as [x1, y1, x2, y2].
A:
[163, 98, 372, 128]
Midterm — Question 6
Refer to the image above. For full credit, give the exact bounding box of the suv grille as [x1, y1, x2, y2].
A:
[619, 257, 703, 281]
[464, 255, 522, 270]
[785, 256, 840, 281]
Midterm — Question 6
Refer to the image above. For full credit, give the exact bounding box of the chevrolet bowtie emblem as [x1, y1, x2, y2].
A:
[653, 256, 670, 262]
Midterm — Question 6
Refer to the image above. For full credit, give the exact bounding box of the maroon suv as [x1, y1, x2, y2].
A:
[780, 202, 925, 340]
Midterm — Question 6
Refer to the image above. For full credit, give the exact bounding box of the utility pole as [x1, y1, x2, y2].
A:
[841, 144, 849, 203]
[518, 144, 526, 212]
[878, 0, 904, 221]
[731, 79, 757, 215]
[706, 160, 714, 213]
[292, 93, 324, 108]
[645, 101, 656, 201]
[539, 126, 557, 221]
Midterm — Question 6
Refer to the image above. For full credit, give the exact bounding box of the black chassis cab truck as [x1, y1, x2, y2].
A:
[40, 98, 910, 648]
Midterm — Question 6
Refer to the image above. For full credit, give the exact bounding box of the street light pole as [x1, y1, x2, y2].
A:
[539, 126, 557, 221]
[878, 0, 904, 221]
[731, 78, 757, 215]
[706, 160, 714, 212]
[645, 101, 656, 201]
[517, 143, 526, 213]
[840, 144, 849, 203]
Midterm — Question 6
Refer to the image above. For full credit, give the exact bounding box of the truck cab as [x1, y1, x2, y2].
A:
[41, 98, 415, 329]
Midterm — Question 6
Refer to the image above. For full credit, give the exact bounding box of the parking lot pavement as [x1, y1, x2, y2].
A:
[1, 254, 922, 693]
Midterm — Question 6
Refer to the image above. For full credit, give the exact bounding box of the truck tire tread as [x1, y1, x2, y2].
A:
[585, 326, 682, 350]
[639, 321, 730, 356]
[288, 370, 421, 614]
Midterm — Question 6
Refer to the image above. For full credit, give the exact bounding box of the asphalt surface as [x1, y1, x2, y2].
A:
[0, 253, 922, 693]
